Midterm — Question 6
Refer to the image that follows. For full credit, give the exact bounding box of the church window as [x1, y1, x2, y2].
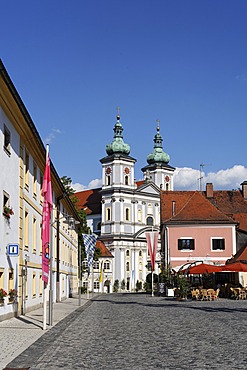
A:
[106, 208, 111, 221]
[125, 207, 130, 221]
[146, 216, 154, 226]
[106, 175, 111, 186]
[147, 203, 152, 214]
[139, 250, 142, 257]
[137, 209, 142, 222]
[125, 175, 129, 185]
[104, 261, 110, 270]
[165, 183, 169, 191]
[126, 250, 130, 256]
[126, 262, 130, 271]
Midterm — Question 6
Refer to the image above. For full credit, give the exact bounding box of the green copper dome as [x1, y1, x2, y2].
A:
[106, 116, 130, 155]
[147, 126, 170, 165]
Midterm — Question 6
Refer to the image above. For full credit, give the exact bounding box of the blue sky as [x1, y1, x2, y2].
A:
[1, 1, 247, 191]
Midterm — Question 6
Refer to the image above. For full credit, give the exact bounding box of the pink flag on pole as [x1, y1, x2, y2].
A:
[145, 232, 159, 271]
[41, 150, 53, 283]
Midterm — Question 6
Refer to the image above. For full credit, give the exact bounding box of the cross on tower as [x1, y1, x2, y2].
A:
[156, 119, 160, 131]
[116, 107, 120, 120]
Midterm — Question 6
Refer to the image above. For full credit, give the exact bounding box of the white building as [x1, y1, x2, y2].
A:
[0, 60, 80, 320]
[75, 114, 175, 291]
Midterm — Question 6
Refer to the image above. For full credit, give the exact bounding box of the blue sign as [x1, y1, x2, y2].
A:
[7, 244, 19, 256]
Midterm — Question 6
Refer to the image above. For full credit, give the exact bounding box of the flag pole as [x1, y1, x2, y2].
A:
[43, 145, 49, 330]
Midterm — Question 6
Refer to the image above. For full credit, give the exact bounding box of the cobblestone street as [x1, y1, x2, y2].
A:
[6, 294, 247, 370]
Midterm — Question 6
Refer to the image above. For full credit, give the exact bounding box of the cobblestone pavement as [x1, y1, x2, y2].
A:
[5, 294, 247, 370]
[0, 295, 90, 370]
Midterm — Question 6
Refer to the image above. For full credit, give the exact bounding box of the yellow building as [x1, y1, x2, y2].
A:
[0, 60, 80, 320]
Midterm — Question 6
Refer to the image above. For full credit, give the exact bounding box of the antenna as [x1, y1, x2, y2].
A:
[199, 163, 211, 191]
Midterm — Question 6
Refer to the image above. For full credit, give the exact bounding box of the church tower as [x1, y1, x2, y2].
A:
[141, 123, 175, 190]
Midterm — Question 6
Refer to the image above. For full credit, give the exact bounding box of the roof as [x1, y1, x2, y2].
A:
[96, 240, 114, 258]
[205, 189, 247, 231]
[161, 191, 235, 224]
[74, 188, 102, 215]
[229, 243, 247, 262]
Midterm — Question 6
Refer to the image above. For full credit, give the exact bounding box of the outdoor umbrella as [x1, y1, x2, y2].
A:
[221, 261, 247, 272]
[182, 263, 223, 274]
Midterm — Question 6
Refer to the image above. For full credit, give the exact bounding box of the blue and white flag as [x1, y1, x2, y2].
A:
[82, 234, 97, 272]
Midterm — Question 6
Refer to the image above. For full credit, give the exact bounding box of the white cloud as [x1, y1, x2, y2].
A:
[44, 128, 62, 144]
[174, 165, 247, 190]
[72, 178, 102, 192]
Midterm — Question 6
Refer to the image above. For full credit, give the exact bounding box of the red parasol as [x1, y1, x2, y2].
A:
[182, 263, 223, 274]
[221, 261, 247, 272]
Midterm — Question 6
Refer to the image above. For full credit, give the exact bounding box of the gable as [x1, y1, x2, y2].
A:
[136, 181, 160, 196]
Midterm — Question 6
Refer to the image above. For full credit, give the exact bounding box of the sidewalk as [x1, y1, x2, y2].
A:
[0, 295, 91, 370]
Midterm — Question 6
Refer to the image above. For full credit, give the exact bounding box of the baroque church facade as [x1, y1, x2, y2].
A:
[75, 114, 175, 292]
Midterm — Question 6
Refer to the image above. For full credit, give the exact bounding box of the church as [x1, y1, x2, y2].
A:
[75, 114, 175, 292]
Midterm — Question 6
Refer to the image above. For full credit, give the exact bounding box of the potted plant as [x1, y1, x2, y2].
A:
[175, 274, 190, 301]
[3, 206, 14, 218]
[0, 288, 7, 304]
[8, 289, 17, 302]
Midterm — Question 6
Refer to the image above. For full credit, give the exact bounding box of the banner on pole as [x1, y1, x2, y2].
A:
[41, 150, 53, 283]
[83, 234, 97, 273]
[145, 231, 159, 271]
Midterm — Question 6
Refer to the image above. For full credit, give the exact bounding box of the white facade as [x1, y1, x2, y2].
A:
[83, 116, 175, 292]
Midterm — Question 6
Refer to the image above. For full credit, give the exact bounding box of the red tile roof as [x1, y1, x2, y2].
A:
[74, 188, 101, 215]
[161, 191, 235, 224]
[96, 240, 113, 258]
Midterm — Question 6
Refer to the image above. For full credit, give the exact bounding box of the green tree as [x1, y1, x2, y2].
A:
[60, 175, 75, 195]
[113, 280, 119, 293]
[136, 280, 142, 292]
[120, 279, 126, 291]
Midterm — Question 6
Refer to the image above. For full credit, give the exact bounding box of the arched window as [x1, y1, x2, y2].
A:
[125, 208, 130, 221]
[106, 175, 111, 186]
[106, 208, 111, 221]
[137, 209, 142, 222]
[146, 216, 154, 226]
[147, 203, 152, 214]
[125, 175, 129, 185]
[126, 261, 130, 271]
[166, 183, 169, 191]
[139, 250, 142, 257]
[126, 250, 130, 256]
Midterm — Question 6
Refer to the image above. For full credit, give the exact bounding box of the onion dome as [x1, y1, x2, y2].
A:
[106, 115, 130, 155]
[147, 125, 170, 165]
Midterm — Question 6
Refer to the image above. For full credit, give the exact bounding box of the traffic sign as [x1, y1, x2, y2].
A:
[7, 244, 19, 256]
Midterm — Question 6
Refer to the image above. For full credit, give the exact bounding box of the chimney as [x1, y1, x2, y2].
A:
[241, 181, 247, 200]
[172, 201, 176, 216]
[206, 183, 213, 198]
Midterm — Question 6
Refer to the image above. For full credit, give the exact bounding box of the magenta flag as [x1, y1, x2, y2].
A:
[41, 151, 53, 283]
[145, 232, 159, 271]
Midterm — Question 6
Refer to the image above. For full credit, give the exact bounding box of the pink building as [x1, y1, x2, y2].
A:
[160, 183, 247, 271]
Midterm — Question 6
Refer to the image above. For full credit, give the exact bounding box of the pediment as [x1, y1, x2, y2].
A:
[135, 181, 160, 195]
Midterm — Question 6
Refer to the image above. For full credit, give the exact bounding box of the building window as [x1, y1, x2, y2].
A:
[147, 203, 152, 214]
[125, 207, 130, 221]
[33, 162, 37, 198]
[8, 270, 14, 293]
[82, 260, 88, 270]
[83, 281, 88, 288]
[125, 175, 129, 185]
[126, 261, 130, 271]
[146, 216, 154, 226]
[32, 273, 36, 298]
[32, 217, 37, 253]
[24, 210, 29, 250]
[4, 125, 11, 153]
[126, 250, 130, 257]
[94, 281, 100, 290]
[137, 209, 142, 222]
[212, 238, 225, 251]
[93, 261, 99, 269]
[3, 192, 10, 215]
[165, 183, 169, 191]
[25, 150, 30, 188]
[104, 261, 110, 270]
[106, 207, 111, 221]
[178, 239, 195, 250]
[96, 222, 101, 231]
[139, 250, 142, 257]
[106, 175, 111, 186]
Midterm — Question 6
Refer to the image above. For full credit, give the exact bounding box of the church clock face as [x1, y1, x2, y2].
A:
[105, 167, 112, 175]
[165, 175, 170, 182]
[124, 167, 130, 175]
